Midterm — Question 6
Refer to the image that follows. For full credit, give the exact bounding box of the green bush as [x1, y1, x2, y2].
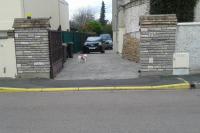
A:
[82, 21, 102, 35]
[102, 24, 112, 35]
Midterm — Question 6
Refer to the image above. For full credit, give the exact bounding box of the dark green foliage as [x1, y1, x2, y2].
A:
[150, 0, 199, 22]
[100, 1, 107, 25]
[102, 24, 112, 36]
[82, 21, 102, 35]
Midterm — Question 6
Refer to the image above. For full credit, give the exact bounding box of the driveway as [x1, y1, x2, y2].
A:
[56, 51, 140, 80]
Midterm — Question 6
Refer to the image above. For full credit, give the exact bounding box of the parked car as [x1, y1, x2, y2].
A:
[83, 37, 105, 53]
[100, 34, 113, 50]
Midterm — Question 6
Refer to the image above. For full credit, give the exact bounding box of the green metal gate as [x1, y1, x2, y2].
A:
[62, 32, 88, 53]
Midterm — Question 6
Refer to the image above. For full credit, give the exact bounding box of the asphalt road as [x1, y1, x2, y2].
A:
[0, 76, 184, 88]
[0, 90, 200, 133]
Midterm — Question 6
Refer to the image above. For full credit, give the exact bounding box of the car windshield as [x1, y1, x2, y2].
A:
[100, 34, 112, 40]
[86, 37, 101, 42]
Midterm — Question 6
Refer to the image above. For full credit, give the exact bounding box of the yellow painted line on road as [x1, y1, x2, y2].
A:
[0, 82, 191, 93]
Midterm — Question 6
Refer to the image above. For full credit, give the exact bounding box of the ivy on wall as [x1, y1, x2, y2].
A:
[150, 0, 199, 22]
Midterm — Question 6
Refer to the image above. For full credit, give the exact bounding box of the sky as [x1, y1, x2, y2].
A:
[66, 0, 112, 21]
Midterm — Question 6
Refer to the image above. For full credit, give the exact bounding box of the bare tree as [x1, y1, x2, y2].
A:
[71, 8, 95, 30]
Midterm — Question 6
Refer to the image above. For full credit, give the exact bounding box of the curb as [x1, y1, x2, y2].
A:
[0, 82, 191, 93]
[191, 82, 200, 89]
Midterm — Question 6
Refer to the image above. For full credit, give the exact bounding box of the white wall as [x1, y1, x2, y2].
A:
[0, 0, 23, 30]
[23, 0, 60, 30]
[116, 9, 125, 54]
[118, 28, 125, 54]
[0, 0, 69, 30]
[125, 3, 149, 33]
[119, 0, 130, 6]
[59, 0, 70, 30]
[194, 0, 200, 22]
[176, 22, 200, 74]
[23, 0, 69, 30]
[113, 31, 118, 52]
[112, 0, 118, 31]
[0, 38, 17, 78]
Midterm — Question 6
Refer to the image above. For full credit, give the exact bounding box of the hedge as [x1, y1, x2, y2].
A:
[150, 0, 199, 22]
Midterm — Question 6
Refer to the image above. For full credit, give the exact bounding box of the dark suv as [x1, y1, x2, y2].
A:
[83, 37, 105, 53]
[100, 34, 113, 50]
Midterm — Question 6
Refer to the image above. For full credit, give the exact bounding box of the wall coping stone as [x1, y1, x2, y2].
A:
[13, 18, 51, 28]
[177, 22, 200, 26]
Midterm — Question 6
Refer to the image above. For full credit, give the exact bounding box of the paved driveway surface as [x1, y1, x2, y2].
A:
[56, 51, 140, 80]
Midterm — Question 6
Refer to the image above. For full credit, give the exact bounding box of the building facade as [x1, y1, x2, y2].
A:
[0, 0, 69, 31]
[195, 0, 200, 22]
[0, 32, 17, 78]
[112, 0, 200, 54]
[0, 0, 69, 78]
[112, 0, 150, 54]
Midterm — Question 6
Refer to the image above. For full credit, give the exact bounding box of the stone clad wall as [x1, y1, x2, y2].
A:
[140, 15, 177, 75]
[13, 18, 51, 78]
[15, 28, 50, 78]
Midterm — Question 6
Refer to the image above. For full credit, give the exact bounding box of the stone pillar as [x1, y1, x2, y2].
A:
[139, 15, 177, 76]
[13, 18, 51, 79]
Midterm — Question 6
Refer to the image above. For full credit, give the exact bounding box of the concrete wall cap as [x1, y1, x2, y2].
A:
[13, 18, 51, 28]
[177, 22, 200, 26]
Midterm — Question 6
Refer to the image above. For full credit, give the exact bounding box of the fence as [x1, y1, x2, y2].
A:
[48, 31, 89, 78]
[62, 32, 88, 53]
[49, 31, 63, 78]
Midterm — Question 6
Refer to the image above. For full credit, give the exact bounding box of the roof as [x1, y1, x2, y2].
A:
[13, 18, 51, 28]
